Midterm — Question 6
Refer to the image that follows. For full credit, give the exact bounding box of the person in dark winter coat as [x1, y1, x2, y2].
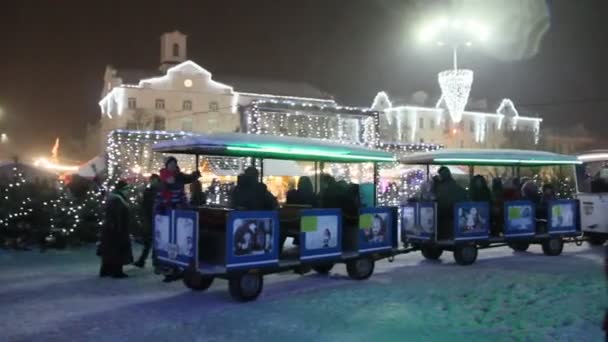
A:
[134, 174, 160, 268]
[434, 166, 468, 239]
[469, 175, 492, 203]
[230, 167, 278, 211]
[286, 176, 318, 207]
[189, 180, 206, 207]
[285, 176, 318, 246]
[99, 181, 133, 278]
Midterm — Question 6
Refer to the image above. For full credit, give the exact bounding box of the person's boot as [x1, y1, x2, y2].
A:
[133, 259, 145, 268]
[111, 265, 129, 279]
[99, 263, 110, 277]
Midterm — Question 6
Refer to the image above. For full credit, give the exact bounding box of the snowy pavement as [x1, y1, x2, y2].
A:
[0, 243, 605, 342]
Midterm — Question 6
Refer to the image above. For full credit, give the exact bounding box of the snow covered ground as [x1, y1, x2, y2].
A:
[0, 243, 605, 342]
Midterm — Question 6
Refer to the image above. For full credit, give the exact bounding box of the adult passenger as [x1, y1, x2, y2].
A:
[434, 166, 468, 239]
[286, 176, 318, 207]
[231, 167, 278, 211]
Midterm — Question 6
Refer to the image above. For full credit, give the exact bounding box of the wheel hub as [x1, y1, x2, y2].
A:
[242, 274, 260, 295]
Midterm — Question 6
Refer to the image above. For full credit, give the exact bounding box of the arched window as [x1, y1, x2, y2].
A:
[172, 43, 180, 57]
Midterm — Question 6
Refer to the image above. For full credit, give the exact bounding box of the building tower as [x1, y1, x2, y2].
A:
[159, 31, 187, 72]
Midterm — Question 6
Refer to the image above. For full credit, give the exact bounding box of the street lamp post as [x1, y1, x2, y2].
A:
[418, 17, 490, 123]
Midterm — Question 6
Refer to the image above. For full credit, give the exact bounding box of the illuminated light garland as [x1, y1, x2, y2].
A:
[237, 92, 335, 104]
[377, 92, 541, 144]
[0, 166, 33, 228]
[100, 60, 237, 119]
[371, 91, 392, 112]
[437, 69, 474, 123]
[138, 61, 234, 92]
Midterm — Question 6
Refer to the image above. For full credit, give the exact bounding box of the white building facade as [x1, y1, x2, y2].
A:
[371, 92, 542, 149]
[96, 31, 542, 155]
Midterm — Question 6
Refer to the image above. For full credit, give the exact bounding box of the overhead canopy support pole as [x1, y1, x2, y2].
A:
[260, 158, 264, 182]
[373, 162, 379, 206]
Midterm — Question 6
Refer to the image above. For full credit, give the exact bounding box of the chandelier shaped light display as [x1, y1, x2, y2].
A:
[418, 17, 490, 123]
[438, 67, 473, 123]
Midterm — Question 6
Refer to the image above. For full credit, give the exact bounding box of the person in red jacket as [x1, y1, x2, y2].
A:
[155, 156, 200, 213]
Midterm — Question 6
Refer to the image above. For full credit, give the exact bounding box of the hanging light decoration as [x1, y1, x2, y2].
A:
[438, 69, 473, 123]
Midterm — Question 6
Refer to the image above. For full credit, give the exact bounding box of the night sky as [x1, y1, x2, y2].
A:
[1, 0, 606, 160]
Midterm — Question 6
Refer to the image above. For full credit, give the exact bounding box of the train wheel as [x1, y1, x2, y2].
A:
[346, 257, 375, 280]
[229, 272, 264, 302]
[312, 263, 335, 275]
[421, 246, 443, 260]
[453, 245, 478, 266]
[508, 242, 530, 252]
[542, 237, 563, 256]
[183, 271, 214, 291]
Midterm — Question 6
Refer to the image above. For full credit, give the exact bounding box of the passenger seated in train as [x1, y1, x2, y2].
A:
[230, 167, 278, 211]
[538, 184, 557, 220]
[434, 166, 468, 239]
[469, 175, 492, 203]
[189, 180, 206, 207]
[286, 176, 318, 207]
[319, 174, 340, 208]
[503, 178, 521, 201]
[285, 176, 318, 246]
[319, 174, 361, 215]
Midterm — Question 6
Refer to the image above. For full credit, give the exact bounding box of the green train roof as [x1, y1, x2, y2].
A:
[399, 149, 581, 166]
[152, 133, 395, 163]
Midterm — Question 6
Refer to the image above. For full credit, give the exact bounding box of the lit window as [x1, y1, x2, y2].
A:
[209, 101, 219, 112]
[127, 97, 136, 109]
[153, 116, 165, 130]
[155, 99, 165, 110]
[183, 100, 192, 111]
[172, 43, 179, 57]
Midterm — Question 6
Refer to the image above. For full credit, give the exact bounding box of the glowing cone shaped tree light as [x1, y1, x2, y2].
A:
[438, 69, 473, 123]
[438, 46, 473, 123]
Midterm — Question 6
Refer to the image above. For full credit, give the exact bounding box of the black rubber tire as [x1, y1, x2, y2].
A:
[229, 272, 264, 302]
[587, 236, 606, 246]
[183, 271, 214, 291]
[542, 237, 564, 256]
[312, 263, 335, 275]
[508, 242, 530, 252]
[453, 245, 478, 266]
[346, 257, 375, 280]
[420, 246, 443, 260]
